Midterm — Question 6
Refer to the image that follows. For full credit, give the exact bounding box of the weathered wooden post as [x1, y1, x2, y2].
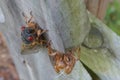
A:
[0, 0, 91, 80]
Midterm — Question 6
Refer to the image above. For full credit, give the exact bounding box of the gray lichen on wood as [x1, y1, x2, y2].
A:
[80, 12, 120, 80]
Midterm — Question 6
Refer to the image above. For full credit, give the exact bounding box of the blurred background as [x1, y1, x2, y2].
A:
[0, 0, 120, 80]
[0, 34, 19, 80]
[105, 0, 120, 35]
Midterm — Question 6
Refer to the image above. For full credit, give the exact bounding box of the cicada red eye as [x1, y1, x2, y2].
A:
[27, 36, 34, 41]
[21, 26, 25, 31]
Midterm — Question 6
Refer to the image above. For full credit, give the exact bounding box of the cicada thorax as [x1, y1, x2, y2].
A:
[21, 23, 48, 54]
[21, 11, 48, 54]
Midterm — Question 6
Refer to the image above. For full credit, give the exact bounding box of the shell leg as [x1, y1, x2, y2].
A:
[54, 65, 60, 73]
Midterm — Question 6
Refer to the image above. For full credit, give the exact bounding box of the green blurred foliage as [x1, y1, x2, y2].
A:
[105, 0, 120, 35]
